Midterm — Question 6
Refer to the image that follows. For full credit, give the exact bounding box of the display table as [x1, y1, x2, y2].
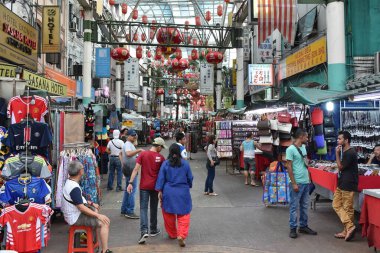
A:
[360, 190, 380, 249]
[239, 152, 271, 180]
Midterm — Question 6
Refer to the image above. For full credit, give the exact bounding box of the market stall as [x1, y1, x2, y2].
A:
[360, 189, 380, 250]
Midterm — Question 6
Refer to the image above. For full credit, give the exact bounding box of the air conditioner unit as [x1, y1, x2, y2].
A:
[69, 21, 77, 32]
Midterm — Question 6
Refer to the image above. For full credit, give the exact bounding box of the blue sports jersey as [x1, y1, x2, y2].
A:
[0, 177, 51, 205]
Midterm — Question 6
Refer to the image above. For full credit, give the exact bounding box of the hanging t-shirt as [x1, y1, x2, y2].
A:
[0, 203, 53, 252]
[4, 121, 52, 157]
[2, 154, 51, 180]
[136, 150, 165, 190]
[7, 95, 48, 124]
[0, 176, 51, 205]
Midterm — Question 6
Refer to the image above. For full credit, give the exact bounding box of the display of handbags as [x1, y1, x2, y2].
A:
[273, 137, 280, 146]
[257, 120, 271, 130]
[314, 124, 324, 135]
[270, 120, 278, 130]
[314, 135, 325, 149]
[279, 132, 292, 140]
[259, 136, 273, 144]
[258, 129, 272, 136]
[278, 112, 291, 123]
[324, 127, 336, 138]
[316, 141, 328, 155]
[324, 114, 335, 127]
[311, 108, 324, 125]
[278, 123, 292, 133]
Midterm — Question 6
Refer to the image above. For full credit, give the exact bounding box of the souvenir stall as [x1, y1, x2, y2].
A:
[0, 89, 55, 252]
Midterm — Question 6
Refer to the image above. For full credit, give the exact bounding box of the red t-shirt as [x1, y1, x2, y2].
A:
[7, 95, 48, 124]
[136, 150, 165, 190]
[0, 203, 53, 252]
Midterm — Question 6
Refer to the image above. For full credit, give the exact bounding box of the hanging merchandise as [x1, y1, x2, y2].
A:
[2, 154, 52, 180]
[278, 112, 291, 123]
[311, 108, 324, 125]
[7, 95, 48, 124]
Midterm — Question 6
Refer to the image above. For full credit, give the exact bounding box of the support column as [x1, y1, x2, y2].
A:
[160, 94, 164, 119]
[115, 62, 122, 111]
[236, 47, 245, 108]
[327, 0, 346, 91]
[83, 10, 93, 106]
[216, 63, 222, 110]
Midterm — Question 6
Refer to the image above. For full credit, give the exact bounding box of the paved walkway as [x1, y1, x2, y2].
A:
[46, 140, 372, 253]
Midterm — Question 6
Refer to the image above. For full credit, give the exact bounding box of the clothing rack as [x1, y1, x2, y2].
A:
[63, 142, 90, 148]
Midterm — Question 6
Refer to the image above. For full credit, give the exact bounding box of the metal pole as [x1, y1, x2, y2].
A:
[83, 10, 93, 106]
[216, 62, 222, 110]
[115, 62, 122, 110]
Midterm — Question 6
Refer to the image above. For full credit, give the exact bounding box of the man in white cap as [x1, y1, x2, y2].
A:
[127, 137, 167, 244]
[106, 129, 124, 192]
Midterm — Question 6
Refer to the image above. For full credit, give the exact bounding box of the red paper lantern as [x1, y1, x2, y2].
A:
[171, 58, 179, 70]
[206, 51, 223, 64]
[195, 16, 201, 26]
[217, 5, 223, 16]
[178, 58, 189, 71]
[109, 0, 115, 5]
[121, 3, 127, 14]
[141, 33, 147, 42]
[132, 9, 138, 20]
[155, 47, 163, 60]
[185, 20, 190, 30]
[205, 11, 212, 22]
[156, 88, 165, 95]
[111, 47, 130, 61]
[224, 0, 231, 3]
[133, 32, 139, 42]
[161, 47, 176, 56]
[156, 27, 182, 44]
[142, 15, 148, 24]
[147, 50, 152, 58]
[136, 46, 143, 59]
[191, 49, 199, 60]
[175, 48, 182, 60]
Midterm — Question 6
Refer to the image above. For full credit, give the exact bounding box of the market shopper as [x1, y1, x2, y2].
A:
[204, 135, 218, 196]
[367, 144, 380, 165]
[120, 129, 144, 219]
[176, 132, 188, 160]
[286, 129, 317, 239]
[106, 129, 124, 191]
[61, 161, 112, 253]
[240, 132, 260, 186]
[333, 131, 358, 241]
[155, 143, 193, 247]
[127, 137, 167, 244]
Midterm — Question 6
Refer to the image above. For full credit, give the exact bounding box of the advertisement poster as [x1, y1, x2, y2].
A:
[248, 64, 274, 86]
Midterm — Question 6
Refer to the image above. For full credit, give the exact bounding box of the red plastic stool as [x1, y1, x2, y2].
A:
[67, 225, 100, 253]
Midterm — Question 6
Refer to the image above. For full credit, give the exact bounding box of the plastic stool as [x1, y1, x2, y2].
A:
[67, 225, 99, 253]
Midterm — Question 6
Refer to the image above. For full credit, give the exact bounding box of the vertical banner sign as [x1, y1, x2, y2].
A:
[124, 58, 140, 93]
[200, 64, 214, 95]
[248, 64, 274, 86]
[95, 48, 111, 77]
[42, 6, 60, 53]
[243, 27, 250, 61]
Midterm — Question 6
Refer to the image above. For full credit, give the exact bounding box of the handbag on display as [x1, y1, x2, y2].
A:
[316, 141, 327, 155]
[324, 114, 335, 127]
[257, 120, 271, 130]
[324, 127, 335, 138]
[314, 135, 325, 149]
[311, 108, 324, 125]
[278, 112, 292, 123]
[290, 106, 299, 128]
[260, 135, 274, 144]
[280, 139, 292, 147]
[260, 143, 273, 153]
[314, 124, 324, 136]
[278, 123, 292, 133]
[279, 132, 292, 140]
[270, 119, 278, 130]
[258, 129, 272, 136]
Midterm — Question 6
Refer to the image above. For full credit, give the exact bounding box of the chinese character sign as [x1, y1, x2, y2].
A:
[248, 64, 273, 86]
[124, 58, 140, 93]
[200, 63, 214, 95]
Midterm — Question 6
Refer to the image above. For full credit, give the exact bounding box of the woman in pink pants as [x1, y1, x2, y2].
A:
[155, 143, 193, 247]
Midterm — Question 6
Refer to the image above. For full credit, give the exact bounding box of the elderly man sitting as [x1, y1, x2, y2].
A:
[61, 161, 112, 253]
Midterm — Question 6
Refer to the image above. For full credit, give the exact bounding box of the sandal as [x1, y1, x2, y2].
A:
[334, 232, 346, 239]
[209, 193, 218, 196]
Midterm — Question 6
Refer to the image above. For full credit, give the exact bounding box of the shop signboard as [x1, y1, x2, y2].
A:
[124, 58, 140, 93]
[248, 64, 274, 86]
[0, 63, 16, 78]
[42, 6, 61, 53]
[23, 69, 67, 96]
[0, 4, 38, 71]
[45, 67, 76, 96]
[200, 63, 214, 95]
[95, 48, 111, 77]
[258, 37, 273, 64]
[279, 36, 326, 80]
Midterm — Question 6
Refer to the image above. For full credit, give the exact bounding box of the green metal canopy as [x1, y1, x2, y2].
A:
[280, 87, 351, 105]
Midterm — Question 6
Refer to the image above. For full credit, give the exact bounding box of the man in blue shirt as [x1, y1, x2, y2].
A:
[286, 128, 317, 239]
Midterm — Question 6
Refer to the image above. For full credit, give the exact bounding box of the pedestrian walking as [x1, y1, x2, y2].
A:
[286, 128, 317, 239]
[176, 132, 188, 160]
[155, 143, 193, 247]
[120, 129, 144, 219]
[333, 131, 358, 241]
[240, 132, 261, 186]
[127, 137, 167, 244]
[204, 135, 218, 196]
[106, 129, 124, 191]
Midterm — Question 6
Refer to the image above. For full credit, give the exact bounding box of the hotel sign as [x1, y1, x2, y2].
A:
[23, 69, 67, 96]
[42, 6, 60, 53]
[0, 4, 38, 71]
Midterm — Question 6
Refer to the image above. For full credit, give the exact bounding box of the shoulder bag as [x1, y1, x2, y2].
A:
[257, 120, 271, 130]
[278, 112, 291, 123]
[311, 108, 324, 125]
[270, 119, 278, 130]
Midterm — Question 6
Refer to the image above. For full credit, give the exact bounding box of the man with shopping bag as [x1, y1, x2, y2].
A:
[286, 129, 317, 239]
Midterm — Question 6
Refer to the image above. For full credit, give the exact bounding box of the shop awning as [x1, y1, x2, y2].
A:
[280, 87, 352, 105]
